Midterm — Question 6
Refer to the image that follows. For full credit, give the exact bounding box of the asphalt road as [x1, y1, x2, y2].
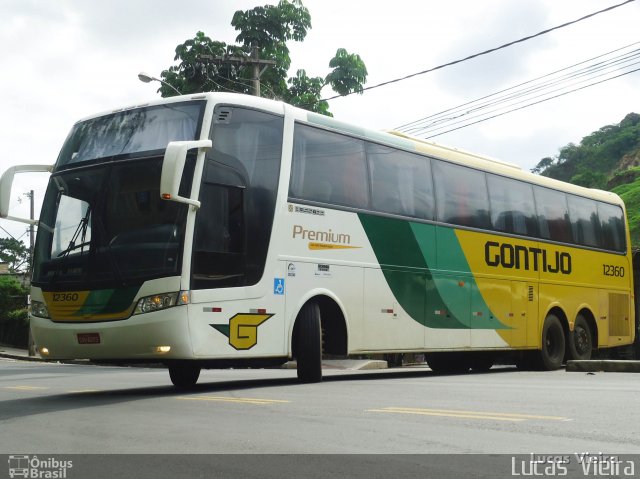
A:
[1, 358, 639, 457]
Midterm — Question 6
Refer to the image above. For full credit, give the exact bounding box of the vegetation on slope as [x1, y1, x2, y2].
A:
[532, 113, 640, 246]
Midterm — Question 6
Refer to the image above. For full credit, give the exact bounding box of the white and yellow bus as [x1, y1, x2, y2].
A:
[0, 93, 635, 386]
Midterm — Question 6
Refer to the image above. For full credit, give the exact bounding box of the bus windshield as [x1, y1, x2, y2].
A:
[33, 157, 190, 289]
[31, 100, 206, 289]
[56, 101, 204, 169]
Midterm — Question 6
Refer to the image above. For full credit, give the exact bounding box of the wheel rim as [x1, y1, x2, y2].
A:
[574, 326, 590, 355]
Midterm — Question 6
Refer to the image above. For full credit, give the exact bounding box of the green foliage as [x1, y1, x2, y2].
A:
[0, 275, 28, 313]
[0, 308, 29, 348]
[532, 112, 640, 247]
[0, 276, 28, 348]
[615, 178, 640, 247]
[608, 166, 640, 190]
[325, 48, 368, 96]
[0, 237, 29, 273]
[159, 0, 367, 115]
[533, 113, 640, 182]
[531, 157, 554, 174]
[284, 69, 330, 115]
[232, 0, 311, 53]
[161, 31, 249, 97]
[569, 171, 607, 189]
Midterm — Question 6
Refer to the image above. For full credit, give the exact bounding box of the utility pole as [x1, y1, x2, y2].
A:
[27, 190, 36, 356]
[29, 190, 34, 261]
[251, 45, 261, 97]
[197, 47, 276, 97]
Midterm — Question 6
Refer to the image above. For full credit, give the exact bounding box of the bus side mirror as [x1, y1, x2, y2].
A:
[160, 140, 212, 209]
[0, 164, 53, 225]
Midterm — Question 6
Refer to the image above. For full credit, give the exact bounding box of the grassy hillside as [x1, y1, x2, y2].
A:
[532, 113, 640, 247]
[611, 169, 640, 246]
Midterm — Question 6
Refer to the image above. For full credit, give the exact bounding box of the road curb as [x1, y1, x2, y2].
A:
[566, 359, 640, 373]
[0, 349, 45, 362]
[282, 359, 388, 371]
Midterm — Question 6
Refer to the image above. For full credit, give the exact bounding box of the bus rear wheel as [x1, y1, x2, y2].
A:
[537, 314, 565, 370]
[294, 302, 323, 383]
[568, 315, 593, 361]
[168, 362, 201, 389]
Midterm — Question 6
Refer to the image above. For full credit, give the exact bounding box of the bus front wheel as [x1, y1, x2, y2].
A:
[294, 302, 323, 383]
[168, 362, 201, 389]
[538, 314, 565, 370]
[568, 315, 593, 361]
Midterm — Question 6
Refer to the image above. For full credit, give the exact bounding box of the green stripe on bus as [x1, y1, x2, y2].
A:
[358, 214, 507, 330]
[76, 287, 140, 316]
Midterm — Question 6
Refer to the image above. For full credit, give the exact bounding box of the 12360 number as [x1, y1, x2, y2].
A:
[603, 264, 625, 277]
[52, 293, 79, 302]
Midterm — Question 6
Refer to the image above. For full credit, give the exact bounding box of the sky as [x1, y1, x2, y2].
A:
[1, 0, 639, 242]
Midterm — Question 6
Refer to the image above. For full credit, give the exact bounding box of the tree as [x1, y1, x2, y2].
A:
[159, 0, 368, 115]
[570, 171, 607, 189]
[0, 275, 29, 348]
[0, 238, 29, 274]
[531, 157, 554, 174]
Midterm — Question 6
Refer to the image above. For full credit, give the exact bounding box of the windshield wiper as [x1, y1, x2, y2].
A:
[57, 207, 91, 258]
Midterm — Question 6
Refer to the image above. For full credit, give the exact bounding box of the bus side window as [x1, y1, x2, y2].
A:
[487, 174, 537, 236]
[534, 186, 573, 244]
[367, 143, 434, 220]
[291, 124, 369, 209]
[433, 160, 490, 229]
[598, 202, 626, 252]
[568, 195, 601, 248]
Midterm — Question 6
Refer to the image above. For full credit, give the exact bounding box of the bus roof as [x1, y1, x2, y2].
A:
[76, 92, 624, 207]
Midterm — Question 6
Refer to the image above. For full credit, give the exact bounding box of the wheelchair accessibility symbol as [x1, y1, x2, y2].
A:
[274, 278, 285, 295]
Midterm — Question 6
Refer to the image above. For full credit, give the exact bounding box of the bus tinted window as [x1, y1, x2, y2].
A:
[290, 124, 369, 209]
[598, 202, 626, 252]
[568, 195, 601, 248]
[367, 143, 434, 220]
[534, 186, 573, 243]
[57, 101, 204, 169]
[433, 160, 490, 229]
[487, 174, 537, 236]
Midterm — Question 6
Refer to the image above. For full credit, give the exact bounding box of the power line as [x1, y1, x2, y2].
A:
[320, 0, 636, 103]
[397, 41, 640, 132]
[399, 52, 640, 136]
[396, 43, 640, 136]
[416, 66, 640, 139]
[0, 223, 17, 240]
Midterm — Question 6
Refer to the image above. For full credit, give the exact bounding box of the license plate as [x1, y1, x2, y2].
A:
[77, 333, 100, 344]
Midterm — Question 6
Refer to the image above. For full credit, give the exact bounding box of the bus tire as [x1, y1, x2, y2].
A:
[568, 315, 593, 361]
[295, 302, 323, 383]
[168, 362, 201, 389]
[538, 314, 565, 370]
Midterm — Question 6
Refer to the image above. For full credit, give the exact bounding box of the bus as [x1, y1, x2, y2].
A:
[0, 92, 635, 387]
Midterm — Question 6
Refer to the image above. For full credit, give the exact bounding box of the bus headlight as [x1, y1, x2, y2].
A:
[31, 301, 50, 319]
[133, 291, 189, 315]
